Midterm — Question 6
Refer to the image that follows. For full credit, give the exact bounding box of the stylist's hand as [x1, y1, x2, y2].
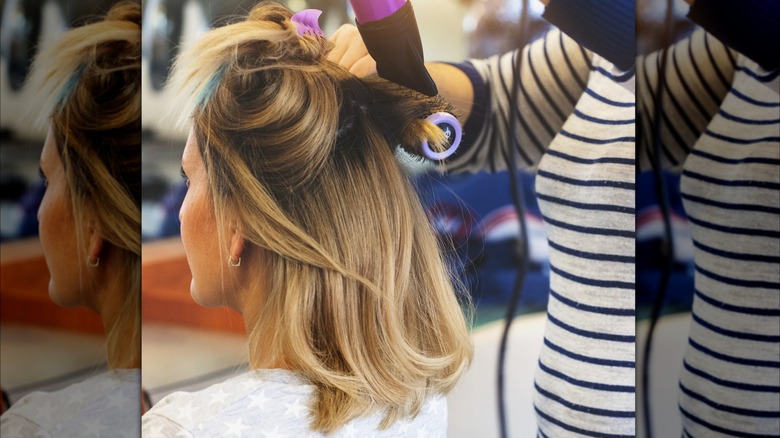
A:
[328, 24, 377, 77]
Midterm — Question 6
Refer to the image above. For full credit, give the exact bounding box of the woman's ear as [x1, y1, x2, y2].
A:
[86, 223, 104, 267]
[228, 222, 246, 264]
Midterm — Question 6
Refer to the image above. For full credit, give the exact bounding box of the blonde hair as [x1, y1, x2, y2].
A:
[170, 1, 472, 432]
[26, 1, 141, 369]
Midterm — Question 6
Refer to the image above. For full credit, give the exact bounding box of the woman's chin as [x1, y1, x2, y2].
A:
[189, 281, 220, 308]
[48, 281, 80, 308]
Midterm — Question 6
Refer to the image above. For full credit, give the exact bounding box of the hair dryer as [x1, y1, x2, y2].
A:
[349, 0, 438, 96]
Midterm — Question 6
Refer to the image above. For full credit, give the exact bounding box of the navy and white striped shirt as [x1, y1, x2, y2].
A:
[449, 28, 637, 437]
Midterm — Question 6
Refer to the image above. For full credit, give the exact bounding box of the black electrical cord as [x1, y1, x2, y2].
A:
[641, 1, 675, 436]
[496, 1, 530, 437]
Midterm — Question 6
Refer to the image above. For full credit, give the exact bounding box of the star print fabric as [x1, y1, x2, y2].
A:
[0, 369, 141, 437]
[142, 369, 447, 437]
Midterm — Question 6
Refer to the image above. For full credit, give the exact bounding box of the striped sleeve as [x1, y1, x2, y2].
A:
[636, 28, 736, 171]
[444, 27, 591, 173]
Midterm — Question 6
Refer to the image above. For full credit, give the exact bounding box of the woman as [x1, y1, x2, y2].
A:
[0, 1, 141, 437]
[142, 2, 472, 436]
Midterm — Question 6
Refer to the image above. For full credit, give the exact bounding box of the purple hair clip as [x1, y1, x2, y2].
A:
[291, 9, 324, 37]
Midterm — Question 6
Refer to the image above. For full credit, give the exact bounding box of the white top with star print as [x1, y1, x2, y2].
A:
[0, 369, 141, 438]
[142, 369, 447, 438]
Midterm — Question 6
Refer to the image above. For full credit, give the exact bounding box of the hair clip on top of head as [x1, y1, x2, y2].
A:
[291, 9, 324, 37]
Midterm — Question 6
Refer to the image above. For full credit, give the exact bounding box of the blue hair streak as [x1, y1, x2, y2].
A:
[56, 64, 86, 107]
[195, 64, 227, 109]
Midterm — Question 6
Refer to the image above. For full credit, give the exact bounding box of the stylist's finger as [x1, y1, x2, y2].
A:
[349, 54, 377, 77]
[327, 24, 351, 64]
[328, 24, 375, 75]
[328, 24, 365, 65]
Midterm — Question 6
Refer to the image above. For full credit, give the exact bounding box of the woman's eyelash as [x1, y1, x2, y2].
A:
[180, 166, 190, 186]
[38, 167, 48, 186]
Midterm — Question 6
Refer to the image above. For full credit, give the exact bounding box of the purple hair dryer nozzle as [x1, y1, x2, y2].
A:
[350, 0, 407, 23]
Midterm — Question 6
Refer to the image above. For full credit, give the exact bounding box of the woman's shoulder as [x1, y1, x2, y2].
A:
[143, 369, 449, 437]
[143, 369, 314, 435]
[1, 369, 140, 438]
